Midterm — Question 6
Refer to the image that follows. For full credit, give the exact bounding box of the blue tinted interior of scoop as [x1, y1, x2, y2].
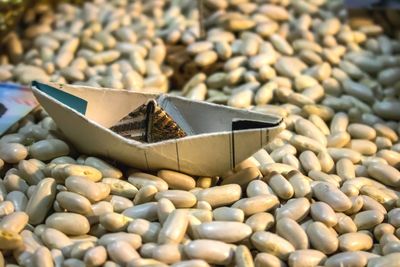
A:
[32, 81, 88, 115]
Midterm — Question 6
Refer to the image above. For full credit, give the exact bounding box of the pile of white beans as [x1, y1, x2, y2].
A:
[1, 0, 400, 266]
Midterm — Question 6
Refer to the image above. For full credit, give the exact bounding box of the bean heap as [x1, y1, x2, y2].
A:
[1, 0, 400, 266]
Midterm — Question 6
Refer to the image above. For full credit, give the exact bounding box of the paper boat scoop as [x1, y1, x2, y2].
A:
[31, 81, 285, 176]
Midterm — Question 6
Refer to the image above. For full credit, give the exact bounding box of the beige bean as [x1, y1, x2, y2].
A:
[342, 80, 374, 104]
[246, 180, 274, 197]
[282, 153, 301, 171]
[98, 232, 141, 249]
[276, 217, 308, 250]
[375, 136, 392, 150]
[102, 178, 138, 198]
[18, 159, 45, 185]
[20, 229, 42, 254]
[4, 173, 29, 193]
[288, 250, 327, 267]
[196, 221, 252, 243]
[0, 211, 28, 233]
[299, 150, 322, 173]
[289, 134, 325, 154]
[99, 212, 132, 232]
[155, 190, 196, 208]
[241, 35, 260, 56]
[127, 219, 160, 243]
[65, 176, 110, 203]
[128, 172, 168, 192]
[276, 197, 310, 221]
[0, 201, 14, 217]
[134, 185, 158, 205]
[51, 248, 64, 267]
[157, 170, 195, 190]
[26, 178, 57, 225]
[213, 206, 244, 222]
[232, 195, 279, 216]
[388, 208, 400, 228]
[325, 251, 368, 267]
[45, 213, 90, 236]
[6, 191, 27, 211]
[60, 164, 102, 182]
[70, 241, 94, 259]
[128, 258, 168, 267]
[345, 196, 364, 215]
[307, 222, 339, 254]
[195, 50, 218, 67]
[158, 209, 188, 244]
[235, 245, 254, 267]
[377, 149, 400, 167]
[152, 244, 184, 264]
[311, 202, 338, 227]
[254, 82, 276, 105]
[196, 177, 217, 189]
[327, 128, 352, 147]
[184, 239, 234, 265]
[303, 104, 334, 121]
[33, 246, 54, 267]
[347, 139, 377, 155]
[310, 168, 341, 186]
[294, 75, 318, 91]
[197, 201, 212, 210]
[373, 100, 400, 121]
[353, 210, 384, 230]
[254, 253, 285, 267]
[362, 195, 387, 215]
[374, 223, 395, 240]
[274, 56, 307, 78]
[108, 195, 133, 213]
[228, 89, 253, 108]
[374, 123, 398, 142]
[245, 213, 274, 232]
[317, 151, 335, 173]
[260, 163, 296, 176]
[196, 184, 241, 208]
[90, 50, 120, 65]
[29, 139, 69, 161]
[251, 231, 295, 260]
[338, 232, 373, 251]
[295, 118, 327, 146]
[367, 163, 400, 187]
[270, 34, 293, 55]
[380, 233, 399, 246]
[187, 41, 213, 55]
[41, 228, 73, 250]
[336, 158, 355, 181]
[0, 143, 28, 163]
[123, 202, 158, 221]
[313, 182, 352, 211]
[348, 123, 376, 140]
[87, 201, 113, 225]
[56, 191, 92, 215]
[0, 227, 22, 250]
[267, 172, 294, 199]
[85, 157, 122, 179]
[157, 198, 175, 224]
[225, 67, 245, 86]
[360, 186, 395, 210]
[107, 241, 140, 265]
[84, 246, 107, 267]
[62, 258, 86, 267]
[222, 167, 261, 187]
[287, 170, 312, 198]
[382, 241, 400, 255]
